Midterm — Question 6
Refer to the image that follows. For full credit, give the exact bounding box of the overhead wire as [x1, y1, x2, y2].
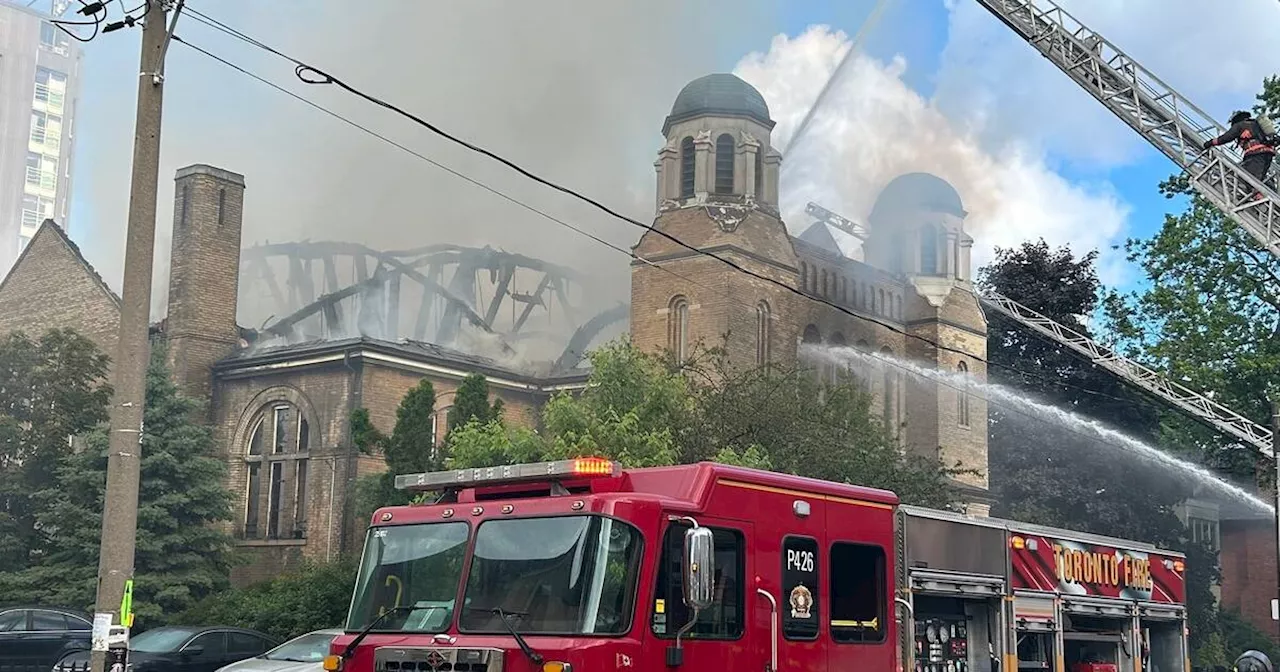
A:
[176, 8, 1156, 408]
[79, 5, 1251, 492]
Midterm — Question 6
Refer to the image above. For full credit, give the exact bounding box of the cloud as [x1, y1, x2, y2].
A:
[734, 25, 1132, 285]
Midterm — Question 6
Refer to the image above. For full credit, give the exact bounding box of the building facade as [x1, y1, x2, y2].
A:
[0, 73, 995, 581]
[0, 1, 82, 273]
[633, 73, 991, 513]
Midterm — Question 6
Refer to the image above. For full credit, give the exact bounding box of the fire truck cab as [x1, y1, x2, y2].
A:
[324, 459, 1188, 672]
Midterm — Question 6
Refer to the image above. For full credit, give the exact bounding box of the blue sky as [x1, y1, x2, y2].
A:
[59, 0, 1275, 311]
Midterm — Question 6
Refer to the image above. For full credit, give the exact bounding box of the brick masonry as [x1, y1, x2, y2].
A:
[166, 165, 246, 404]
[1220, 518, 1279, 641]
[0, 220, 120, 366]
[215, 343, 567, 585]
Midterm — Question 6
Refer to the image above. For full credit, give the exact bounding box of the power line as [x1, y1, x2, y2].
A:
[175, 10, 1157, 409]
[167, 32, 767, 365]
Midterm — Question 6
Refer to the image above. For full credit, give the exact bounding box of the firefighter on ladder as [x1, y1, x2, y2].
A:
[1202, 110, 1277, 201]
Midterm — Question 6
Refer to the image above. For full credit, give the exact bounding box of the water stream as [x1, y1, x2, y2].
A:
[801, 343, 1274, 514]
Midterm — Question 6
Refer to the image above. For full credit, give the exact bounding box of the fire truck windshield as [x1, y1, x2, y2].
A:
[346, 521, 470, 633]
[459, 515, 642, 636]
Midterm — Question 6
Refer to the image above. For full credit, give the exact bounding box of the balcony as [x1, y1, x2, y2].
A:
[33, 84, 65, 114]
[24, 167, 57, 193]
[29, 130, 61, 155]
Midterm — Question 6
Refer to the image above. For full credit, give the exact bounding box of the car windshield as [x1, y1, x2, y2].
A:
[263, 632, 336, 661]
[459, 515, 642, 635]
[346, 521, 470, 633]
[130, 628, 197, 653]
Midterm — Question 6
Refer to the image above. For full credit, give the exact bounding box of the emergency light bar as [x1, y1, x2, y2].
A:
[394, 457, 619, 492]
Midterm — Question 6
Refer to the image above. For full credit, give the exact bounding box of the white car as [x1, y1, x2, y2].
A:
[215, 628, 341, 672]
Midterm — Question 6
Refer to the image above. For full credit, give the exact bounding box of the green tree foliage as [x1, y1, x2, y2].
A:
[978, 241, 1232, 654]
[351, 379, 438, 518]
[979, 239, 1186, 542]
[0, 345, 234, 624]
[446, 373, 503, 436]
[446, 340, 959, 508]
[0, 329, 112, 570]
[175, 558, 358, 641]
[1105, 77, 1280, 479]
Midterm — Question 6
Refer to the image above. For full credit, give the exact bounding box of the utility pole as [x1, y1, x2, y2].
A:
[90, 3, 182, 671]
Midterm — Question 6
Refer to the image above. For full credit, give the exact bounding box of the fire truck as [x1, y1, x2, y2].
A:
[322, 459, 1188, 672]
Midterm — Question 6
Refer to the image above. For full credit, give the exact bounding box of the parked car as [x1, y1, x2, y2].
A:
[52, 625, 277, 672]
[215, 629, 341, 671]
[0, 606, 91, 672]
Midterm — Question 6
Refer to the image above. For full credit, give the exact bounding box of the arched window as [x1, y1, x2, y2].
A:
[715, 133, 735, 194]
[957, 361, 971, 427]
[755, 301, 771, 365]
[880, 346, 899, 434]
[802, 324, 821, 344]
[669, 296, 690, 362]
[878, 288, 886, 316]
[679, 136, 695, 199]
[861, 283, 868, 310]
[754, 148, 764, 198]
[821, 270, 828, 297]
[800, 262, 808, 291]
[243, 402, 312, 540]
[841, 277, 848, 304]
[921, 224, 941, 274]
[894, 295, 902, 320]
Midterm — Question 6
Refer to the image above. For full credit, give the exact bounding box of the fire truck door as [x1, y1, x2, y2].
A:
[650, 517, 755, 670]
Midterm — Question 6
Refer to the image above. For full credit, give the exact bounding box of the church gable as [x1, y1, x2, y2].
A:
[0, 221, 120, 357]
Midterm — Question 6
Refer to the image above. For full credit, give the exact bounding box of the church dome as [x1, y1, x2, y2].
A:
[868, 172, 967, 224]
[663, 73, 774, 134]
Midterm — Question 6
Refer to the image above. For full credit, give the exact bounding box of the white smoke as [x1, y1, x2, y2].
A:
[734, 25, 1132, 284]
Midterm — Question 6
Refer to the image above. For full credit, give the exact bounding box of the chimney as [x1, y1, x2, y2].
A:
[164, 164, 245, 404]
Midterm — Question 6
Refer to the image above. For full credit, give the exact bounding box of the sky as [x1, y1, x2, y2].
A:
[53, 0, 1280, 328]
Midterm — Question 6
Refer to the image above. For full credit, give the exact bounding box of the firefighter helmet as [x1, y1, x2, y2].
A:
[1234, 650, 1274, 672]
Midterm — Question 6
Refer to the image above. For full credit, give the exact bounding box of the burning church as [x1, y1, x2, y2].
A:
[0, 73, 991, 583]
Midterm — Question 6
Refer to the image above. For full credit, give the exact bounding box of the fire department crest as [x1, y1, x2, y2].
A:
[789, 583, 814, 619]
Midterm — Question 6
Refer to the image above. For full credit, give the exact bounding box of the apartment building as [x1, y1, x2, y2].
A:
[0, 0, 82, 273]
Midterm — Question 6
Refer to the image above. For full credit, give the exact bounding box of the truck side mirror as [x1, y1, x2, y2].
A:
[682, 525, 714, 611]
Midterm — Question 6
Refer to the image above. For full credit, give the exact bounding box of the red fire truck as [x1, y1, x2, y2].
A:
[322, 459, 1189, 672]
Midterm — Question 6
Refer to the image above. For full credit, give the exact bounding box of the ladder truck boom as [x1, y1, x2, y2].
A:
[979, 291, 1274, 456]
[973, 0, 1280, 257]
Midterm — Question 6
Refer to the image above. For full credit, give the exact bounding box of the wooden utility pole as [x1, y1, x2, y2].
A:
[90, 3, 182, 670]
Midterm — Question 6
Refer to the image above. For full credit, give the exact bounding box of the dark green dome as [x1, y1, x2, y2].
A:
[663, 73, 774, 134]
[869, 172, 967, 223]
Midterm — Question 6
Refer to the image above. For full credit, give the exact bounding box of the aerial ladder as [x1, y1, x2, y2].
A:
[802, 200, 1274, 458]
[972, 0, 1280, 257]
[977, 292, 1274, 457]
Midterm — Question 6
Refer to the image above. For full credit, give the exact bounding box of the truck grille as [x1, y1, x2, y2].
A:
[373, 646, 505, 672]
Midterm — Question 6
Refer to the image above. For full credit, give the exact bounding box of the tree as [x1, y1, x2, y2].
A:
[0, 329, 111, 571]
[447, 339, 960, 508]
[175, 558, 358, 641]
[1098, 76, 1280, 663]
[351, 378, 438, 518]
[1104, 76, 1280, 480]
[979, 239, 1187, 544]
[0, 344, 234, 624]
[446, 373, 503, 436]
